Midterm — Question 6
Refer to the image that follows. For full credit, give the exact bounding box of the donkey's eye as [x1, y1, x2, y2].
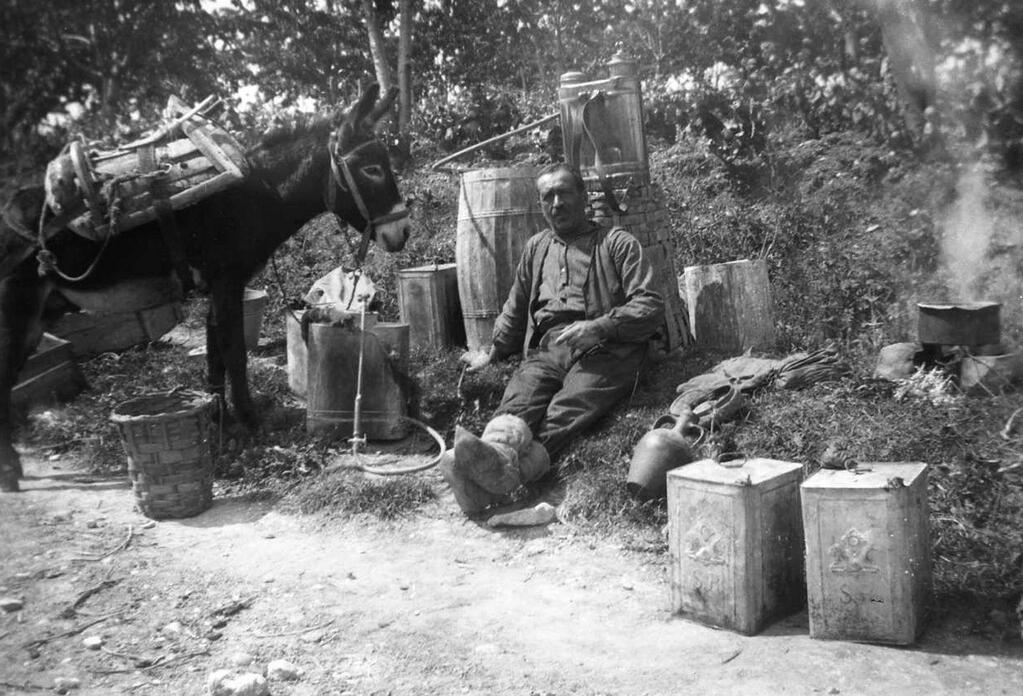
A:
[361, 164, 385, 180]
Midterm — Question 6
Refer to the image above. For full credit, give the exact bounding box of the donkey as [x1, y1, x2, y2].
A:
[0, 84, 410, 492]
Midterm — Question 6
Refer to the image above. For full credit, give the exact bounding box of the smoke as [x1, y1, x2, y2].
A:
[939, 165, 992, 301]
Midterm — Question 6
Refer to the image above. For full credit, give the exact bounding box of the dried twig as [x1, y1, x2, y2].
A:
[25, 609, 124, 651]
[74, 524, 134, 562]
[721, 648, 743, 664]
[0, 681, 48, 692]
[59, 578, 120, 619]
[252, 617, 334, 639]
[210, 595, 256, 619]
[997, 461, 1022, 474]
[101, 645, 155, 665]
[1000, 407, 1023, 440]
[141, 649, 209, 671]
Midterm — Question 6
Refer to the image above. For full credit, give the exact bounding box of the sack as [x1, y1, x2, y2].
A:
[303, 266, 376, 314]
[874, 342, 923, 381]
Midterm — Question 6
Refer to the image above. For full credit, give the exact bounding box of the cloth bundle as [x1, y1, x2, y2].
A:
[669, 347, 849, 427]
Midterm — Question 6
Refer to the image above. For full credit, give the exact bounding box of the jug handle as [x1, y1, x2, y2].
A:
[651, 413, 706, 445]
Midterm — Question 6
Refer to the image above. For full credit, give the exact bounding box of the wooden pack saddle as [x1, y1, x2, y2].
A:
[44, 96, 250, 241]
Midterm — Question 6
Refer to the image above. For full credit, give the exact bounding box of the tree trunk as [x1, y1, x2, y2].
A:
[360, 0, 392, 92]
[392, 0, 413, 166]
[682, 259, 776, 353]
[876, 0, 936, 138]
[397, 0, 412, 136]
[100, 72, 120, 130]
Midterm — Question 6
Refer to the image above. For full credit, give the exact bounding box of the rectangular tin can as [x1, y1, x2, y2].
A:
[800, 463, 931, 644]
[667, 457, 805, 635]
[397, 263, 464, 350]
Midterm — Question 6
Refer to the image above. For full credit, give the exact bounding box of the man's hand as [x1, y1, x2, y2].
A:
[553, 320, 604, 353]
[461, 347, 497, 373]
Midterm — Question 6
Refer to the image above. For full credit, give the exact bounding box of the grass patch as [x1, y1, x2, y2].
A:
[279, 468, 438, 520]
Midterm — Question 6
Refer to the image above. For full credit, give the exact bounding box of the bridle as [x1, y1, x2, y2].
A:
[326, 137, 408, 267]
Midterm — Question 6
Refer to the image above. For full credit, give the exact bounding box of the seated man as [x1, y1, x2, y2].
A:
[441, 162, 665, 514]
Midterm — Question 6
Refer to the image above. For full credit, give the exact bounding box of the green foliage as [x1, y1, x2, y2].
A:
[1, 0, 222, 159]
[214, 0, 372, 106]
[653, 128, 966, 350]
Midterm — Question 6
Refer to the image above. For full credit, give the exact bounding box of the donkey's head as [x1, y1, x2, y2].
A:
[328, 84, 410, 253]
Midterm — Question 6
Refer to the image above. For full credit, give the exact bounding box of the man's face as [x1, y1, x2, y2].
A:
[537, 170, 587, 236]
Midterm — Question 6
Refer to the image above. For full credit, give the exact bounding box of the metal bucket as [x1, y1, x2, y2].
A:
[242, 288, 269, 351]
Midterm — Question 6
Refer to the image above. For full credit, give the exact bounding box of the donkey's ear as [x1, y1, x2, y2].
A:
[365, 86, 399, 127]
[349, 83, 381, 126]
[334, 120, 355, 151]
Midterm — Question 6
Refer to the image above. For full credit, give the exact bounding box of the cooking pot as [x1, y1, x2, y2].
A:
[917, 301, 1000, 346]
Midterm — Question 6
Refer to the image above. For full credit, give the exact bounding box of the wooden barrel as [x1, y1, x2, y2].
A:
[456, 167, 545, 352]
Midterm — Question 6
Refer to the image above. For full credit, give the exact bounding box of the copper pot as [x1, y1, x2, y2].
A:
[917, 301, 1000, 346]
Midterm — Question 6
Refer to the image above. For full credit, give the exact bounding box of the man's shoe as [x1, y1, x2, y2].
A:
[453, 426, 521, 494]
[438, 449, 499, 515]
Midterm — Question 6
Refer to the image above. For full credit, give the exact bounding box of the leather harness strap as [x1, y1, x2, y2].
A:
[0, 205, 47, 279]
[326, 138, 408, 267]
[139, 143, 194, 294]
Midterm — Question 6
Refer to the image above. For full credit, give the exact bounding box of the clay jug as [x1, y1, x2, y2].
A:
[626, 406, 704, 501]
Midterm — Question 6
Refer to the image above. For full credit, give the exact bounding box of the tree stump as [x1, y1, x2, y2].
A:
[682, 259, 775, 354]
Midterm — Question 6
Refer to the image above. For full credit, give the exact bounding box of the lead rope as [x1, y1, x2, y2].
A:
[36, 195, 113, 282]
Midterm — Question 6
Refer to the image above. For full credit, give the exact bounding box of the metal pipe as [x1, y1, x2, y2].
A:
[429, 113, 560, 171]
[349, 296, 368, 455]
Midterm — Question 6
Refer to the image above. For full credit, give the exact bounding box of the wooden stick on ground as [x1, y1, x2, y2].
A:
[141, 649, 210, 671]
[0, 681, 48, 692]
[74, 524, 134, 562]
[60, 578, 121, 619]
[252, 618, 335, 639]
[25, 609, 125, 651]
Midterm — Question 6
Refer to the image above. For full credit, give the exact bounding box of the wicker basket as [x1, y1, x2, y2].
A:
[110, 391, 216, 519]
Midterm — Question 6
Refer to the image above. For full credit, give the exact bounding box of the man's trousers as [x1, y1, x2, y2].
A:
[494, 335, 647, 462]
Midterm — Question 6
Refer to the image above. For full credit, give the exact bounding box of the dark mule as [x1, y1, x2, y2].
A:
[0, 84, 410, 492]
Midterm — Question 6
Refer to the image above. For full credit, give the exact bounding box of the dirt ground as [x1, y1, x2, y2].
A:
[1, 450, 1021, 696]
